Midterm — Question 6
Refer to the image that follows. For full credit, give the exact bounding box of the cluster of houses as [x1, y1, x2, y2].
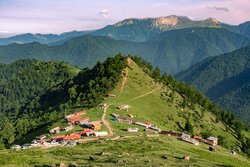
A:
[111, 111, 161, 132]
[160, 131, 218, 146]
[14, 110, 109, 150]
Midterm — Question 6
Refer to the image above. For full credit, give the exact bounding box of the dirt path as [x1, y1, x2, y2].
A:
[117, 58, 131, 98]
[102, 105, 114, 136]
[127, 87, 161, 102]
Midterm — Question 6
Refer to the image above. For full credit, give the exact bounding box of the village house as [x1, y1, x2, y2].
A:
[65, 114, 76, 120]
[117, 105, 130, 110]
[207, 136, 218, 145]
[49, 126, 61, 134]
[160, 131, 190, 138]
[86, 121, 102, 125]
[112, 118, 120, 121]
[127, 128, 138, 132]
[181, 137, 199, 145]
[64, 125, 74, 132]
[64, 133, 81, 140]
[95, 131, 108, 137]
[119, 119, 133, 124]
[79, 117, 90, 125]
[86, 132, 96, 136]
[145, 122, 152, 127]
[128, 114, 134, 118]
[51, 136, 65, 142]
[111, 113, 120, 118]
[68, 115, 80, 124]
[75, 110, 87, 116]
[36, 134, 46, 140]
[80, 129, 94, 135]
[91, 123, 101, 130]
[193, 136, 202, 140]
[134, 122, 149, 128]
[108, 94, 116, 97]
[150, 126, 161, 132]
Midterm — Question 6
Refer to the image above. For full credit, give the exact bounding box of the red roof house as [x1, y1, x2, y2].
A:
[68, 115, 80, 123]
[64, 134, 81, 140]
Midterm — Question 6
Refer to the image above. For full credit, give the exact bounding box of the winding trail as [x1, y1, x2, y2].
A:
[117, 58, 131, 98]
[102, 105, 114, 136]
[127, 87, 161, 102]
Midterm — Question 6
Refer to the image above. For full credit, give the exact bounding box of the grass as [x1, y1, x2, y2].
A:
[0, 136, 249, 167]
[1, 58, 249, 166]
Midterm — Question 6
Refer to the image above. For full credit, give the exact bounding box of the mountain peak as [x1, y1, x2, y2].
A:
[114, 15, 191, 27]
[206, 17, 219, 23]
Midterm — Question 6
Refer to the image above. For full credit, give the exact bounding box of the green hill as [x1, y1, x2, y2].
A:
[0, 27, 249, 74]
[175, 46, 250, 121]
[0, 55, 249, 166]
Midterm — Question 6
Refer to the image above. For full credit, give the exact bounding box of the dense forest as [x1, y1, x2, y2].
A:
[0, 54, 127, 149]
[175, 45, 250, 121]
[0, 27, 249, 75]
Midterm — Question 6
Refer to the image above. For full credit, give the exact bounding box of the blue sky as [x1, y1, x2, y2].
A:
[0, 0, 249, 36]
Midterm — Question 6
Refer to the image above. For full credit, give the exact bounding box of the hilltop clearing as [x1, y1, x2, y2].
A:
[0, 56, 249, 166]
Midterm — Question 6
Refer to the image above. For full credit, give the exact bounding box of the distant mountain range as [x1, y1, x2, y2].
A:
[0, 30, 92, 45]
[175, 46, 250, 121]
[0, 27, 249, 74]
[0, 15, 249, 45]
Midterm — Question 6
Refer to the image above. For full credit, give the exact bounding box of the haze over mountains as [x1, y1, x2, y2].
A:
[0, 26, 249, 74]
[1, 15, 250, 45]
[0, 15, 249, 122]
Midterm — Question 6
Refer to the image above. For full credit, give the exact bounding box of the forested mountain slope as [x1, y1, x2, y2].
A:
[0, 27, 249, 74]
[175, 46, 250, 121]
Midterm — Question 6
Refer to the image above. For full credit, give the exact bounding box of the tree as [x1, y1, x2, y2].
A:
[152, 66, 161, 80]
[184, 119, 194, 135]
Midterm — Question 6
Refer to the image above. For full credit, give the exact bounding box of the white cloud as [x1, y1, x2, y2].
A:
[208, 7, 230, 12]
[99, 9, 110, 18]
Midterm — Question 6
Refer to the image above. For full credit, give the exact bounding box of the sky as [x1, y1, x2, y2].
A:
[0, 0, 250, 37]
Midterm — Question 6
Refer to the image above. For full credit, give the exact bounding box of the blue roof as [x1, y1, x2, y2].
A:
[112, 118, 119, 121]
